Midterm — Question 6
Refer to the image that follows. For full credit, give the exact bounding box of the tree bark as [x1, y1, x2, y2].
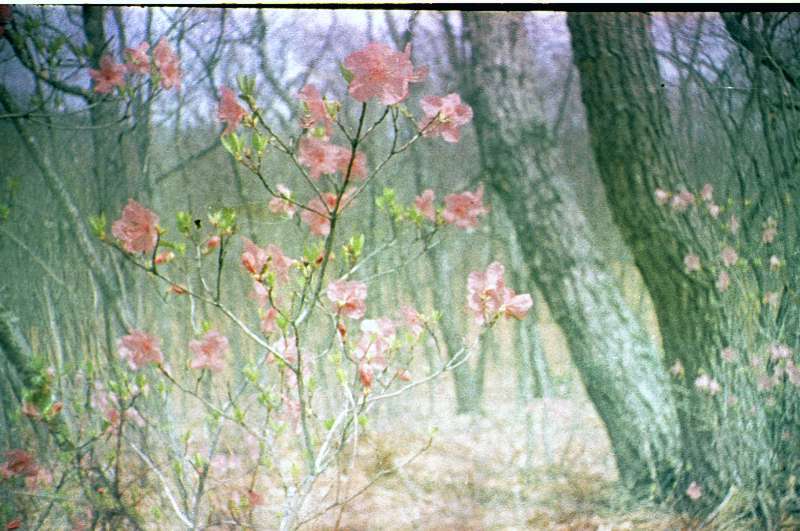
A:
[462, 12, 681, 492]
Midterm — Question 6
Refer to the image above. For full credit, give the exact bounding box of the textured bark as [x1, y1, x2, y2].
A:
[567, 13, 740, 488]
[462, 12, 681, 491]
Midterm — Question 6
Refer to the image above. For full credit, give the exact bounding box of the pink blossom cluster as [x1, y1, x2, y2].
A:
[413, 186, 489, 230]
[297, 137, 367, 181]
[112, 199, 159, 254]
[0, 450, 51, 491]
[89, 37, 180, 94]
[467, 262, 533, 325]
[218, 87, 247, 134]
[327, 279, 368, 320]
[240, 237, 295, 282]
[117, 329, 163, 370]
[189, 331, 230, 372]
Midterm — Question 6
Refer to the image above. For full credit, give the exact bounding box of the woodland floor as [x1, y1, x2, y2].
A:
[301, 374, 695, 531]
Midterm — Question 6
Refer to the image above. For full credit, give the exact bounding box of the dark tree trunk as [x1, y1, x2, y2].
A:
[462, 12, 681, 492]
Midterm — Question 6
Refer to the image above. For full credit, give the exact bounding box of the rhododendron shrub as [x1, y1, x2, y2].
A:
[654, 183, 800, 516]
[5, 38, 528, 530]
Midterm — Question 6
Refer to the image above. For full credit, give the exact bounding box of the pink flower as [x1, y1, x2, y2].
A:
[154, 251, 174, 265]
[762, 226, 777, 244]
[654, 188, 670, 206]
[298, 84, 333, 138]
[270, 336, 298, 365]
[786, 361, 800, 386]
[298, 137, 339, 179]
[343, 42, 427, 105]
[118, 329, 163, 370]
[205, 235, 221, 251]
[420, 93, 473, 143]
[218, 86, 246, 135]
[261, 307, 279, 334]
[721, 246, 738, 267]
[298, 138, 367, 181]
[708, 203, 720, 219]
[721, 347, 737, 363]
[268, 184, 296, 218]
[684, 253, 701, 273]
[89, 54, 126, 94]
[355, 317, 396, 361]
[763, 291, 780, 308]
[335, 147, 368, 180]
[443, 184, 489, 229]
[265, 243, 296, 283]
[112, 199, 159, 254]
[700, 183, 713, 202]
[251, 280, 269, 307]
[670, 189, 693, 212]
[153, 37, 180, 89]
[669, 359, 684, 377]
[189, 331, 229, 372]
[467, 261, 532, 324]
[769, 342, 791, 361]
[124, 42, 150, 75]
[301, 192, 353, 237]
[694, 374, 720, 394]
[401, 305, 424, 338]
[414, 189, 436, 221]
[729, 215, 740, 235]
[716, 271, 730, 293]
[0, 450, 37, 480]
[327, 279, 368, 320]
[686, 481, 702, 501]
[241, 237, 268, 276]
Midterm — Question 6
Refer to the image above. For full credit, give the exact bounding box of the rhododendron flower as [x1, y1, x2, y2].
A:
[153, 37, 180, 89]
[251, 280, 269, 308]
[298, 84, 333, 138]
[669, 359, 684, 377]
[443, 184, 489, 229]
[686, 481, 702, 501]
[302, 192, 354, 237]
[0, 450, 37, 480]
[654, 188, 670, 206]
[786, 361, 800, 386]
[716, 271, 730, 293]
[118, 329, 163, 370]
[261, 307, 279, 334]
[112, 199, 159, 254]
[343, 42, 427, 105]
[89, 55, 126, 94]
[729, 214, 739, 235]
[683, 253, 700, 273]
[414, 189, 436, 221]
[327, 279, 367, 320]
[154, 251, 174, 265]
[298, 137, 340, 179]
[694, 374, 720, 394]
[769, 255, 781, 272]
[707, 203, 720, 219]
[270, 336, 298, 365]
[762, 226, 777, 244]
[247, 490, 265, 507]
[169, 284, 188, 295]
[21, 401, 40, 419]
[218, 86, 246, 134]
[268, 184, 296, 218]
[205, 235, 221, 251]
[189, 331, 229, 372]
[335, 147, 368, 180]
[265, 243, 296, 283]
[763, 291, 780, 308]
[700, 183, 713, 202]
[124, 42, 150, 75]
[670, 189, 693, 212]
[721, 347, 737, 363]
[396, 368, 412, 381]
[241, 237, 269, 276]
[401, 305, 424, 338]
[720, 246, 738, 267]
[355, 317, 396, 361]
[467, 261, 532, 324]
[769, 342, 791, 361]
[420, 93, 473, 143]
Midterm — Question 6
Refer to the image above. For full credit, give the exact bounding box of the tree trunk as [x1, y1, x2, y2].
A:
[462, 12, 681, 492]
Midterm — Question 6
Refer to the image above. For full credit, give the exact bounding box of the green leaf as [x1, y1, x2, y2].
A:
[176, 211, 192, 234]
[339, 63, 354, 84]
[88, 213, 107, 238]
